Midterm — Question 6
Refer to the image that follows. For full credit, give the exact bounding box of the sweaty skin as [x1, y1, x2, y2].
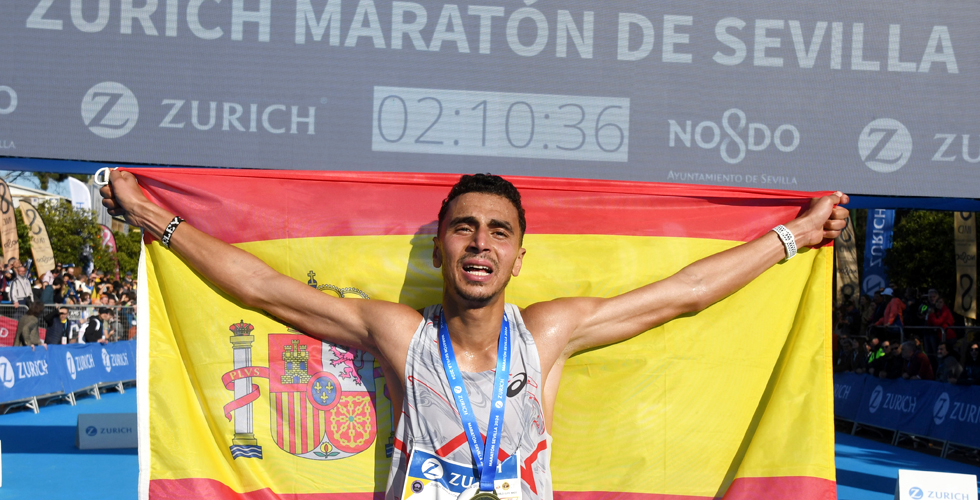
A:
[101, 170, 848, 432]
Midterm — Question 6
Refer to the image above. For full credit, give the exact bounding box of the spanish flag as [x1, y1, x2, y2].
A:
[134, 169, 835, 500]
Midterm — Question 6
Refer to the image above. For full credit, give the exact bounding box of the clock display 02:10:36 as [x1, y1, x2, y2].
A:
[371, 87, 630, 162]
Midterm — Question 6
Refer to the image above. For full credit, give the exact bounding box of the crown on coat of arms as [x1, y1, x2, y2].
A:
[229, 320, 255, 336]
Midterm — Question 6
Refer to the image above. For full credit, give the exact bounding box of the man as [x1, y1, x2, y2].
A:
[936, 342, 963, 384]
[45, 306, 71, 346]
[900, 341, 934, 381]
[79, 307, 112, 344]
[9, 265, 33, 308]
[101, 171, 848, 499]
[13, 301, 46, 351]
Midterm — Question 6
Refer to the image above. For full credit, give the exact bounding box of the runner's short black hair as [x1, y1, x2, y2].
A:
[438, 174, 526, 239]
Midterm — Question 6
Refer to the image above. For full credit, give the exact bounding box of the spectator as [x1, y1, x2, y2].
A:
[901, 341, 935, 380]
[875, 288, 906, 328]
[872, 343, 904, 379]
[835, 337, 860, 373]
[79, 307, 113, 344]
[961, 343, 980, 385]
[936, 342, 963, 384]
[13, 301, 46, 350]
[859, 295, 875, 333]
[9, 265, 32, 308]
[45, 306, 70, 345]
[925, 296, 956, 344]
[853, 340, 870, 374]
[838, 302, 861, 337]
[903, 287, 925, 327]
[870, 291, 887, 326]
[867, 339, 888, 371]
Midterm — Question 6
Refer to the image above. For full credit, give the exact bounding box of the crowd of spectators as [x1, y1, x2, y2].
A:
[834, 285, 979, 385]
[2, 258, 137, 349]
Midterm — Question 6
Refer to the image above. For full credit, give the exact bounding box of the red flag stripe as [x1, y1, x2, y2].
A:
[148, 476, 835, 499]
[127, 169, 827, 244]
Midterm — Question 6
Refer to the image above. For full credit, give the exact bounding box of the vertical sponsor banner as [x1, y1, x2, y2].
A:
[18, 201, 55, 276]
[0, 346, 62, 403]
[862, 209, 895, 296]
[0, 179, 18, 264]
[954, 213, 977, 319]
[100, 224, 121, 280]
[836, 216, 860, 305]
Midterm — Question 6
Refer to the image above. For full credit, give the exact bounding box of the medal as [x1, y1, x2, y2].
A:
[439, 312, 512, 495]
[471, 492, 501, 500]
[458, 484, 501, 500]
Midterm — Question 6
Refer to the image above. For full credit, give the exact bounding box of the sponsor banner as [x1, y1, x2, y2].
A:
[18, 201, 55, 277]
[99, 340, 136, 383]
[833, 372, 866, 421]
[0, 180, 18, 264]
[836, 215, 859, 306]
[0, 1, 978, 197]
[0, 346, 62, 403]
[835, 374, 980, 451]
[861, 209, 894, 296]
[926, 384, 980, 449]
[854, 377, 941, 436]
[77, 413, 138, 450]
[954, 212, 976, 319]
[896, 469, 978, 500]
[52, 343, 109, 393]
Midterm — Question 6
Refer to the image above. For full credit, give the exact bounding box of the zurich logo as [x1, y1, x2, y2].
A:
[0, 356, 14, 388]
[66, 352, 77, 380]
[858, 118, 912, 173]
[909, 487, 924, 499]
[81, 82, 139, 139]
[453, 386, 462, 394]
[863, 275, 887, 296]
[101, 348, 112, 373]
[421, 458, 444, 480]
[934, 392, 950, 425]
[868, 385, 884, 414]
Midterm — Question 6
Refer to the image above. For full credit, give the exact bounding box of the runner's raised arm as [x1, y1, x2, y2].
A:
[99, 170, 420, 364]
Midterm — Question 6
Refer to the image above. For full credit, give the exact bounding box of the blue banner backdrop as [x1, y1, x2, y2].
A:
[836, 373, 980, 449]
[833, 372, 867, 421]
[861, 209, 895, 296]
[0, 346, 63, 403]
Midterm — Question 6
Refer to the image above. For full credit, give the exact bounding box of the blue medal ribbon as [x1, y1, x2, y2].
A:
[438, 311, 511, 493]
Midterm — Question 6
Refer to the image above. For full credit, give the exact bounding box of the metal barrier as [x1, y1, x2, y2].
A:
[0, 304, 137, 347]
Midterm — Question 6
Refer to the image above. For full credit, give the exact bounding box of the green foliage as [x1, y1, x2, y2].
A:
[15, 200, 116, 275]
[883, 210, 956, 300]
[112, 228, 142, 276]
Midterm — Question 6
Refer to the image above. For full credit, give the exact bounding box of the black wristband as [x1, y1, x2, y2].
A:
[161, 216, 184, 248]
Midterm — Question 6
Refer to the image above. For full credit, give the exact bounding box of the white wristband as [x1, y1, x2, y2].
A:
[772, 225, 797, 260]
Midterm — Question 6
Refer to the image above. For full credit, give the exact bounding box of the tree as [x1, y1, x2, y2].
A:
[15, 199, 116, 276]
[883, 210, 955, 300]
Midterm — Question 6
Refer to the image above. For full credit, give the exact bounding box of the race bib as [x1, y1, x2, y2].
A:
[402, 448, 521, 500]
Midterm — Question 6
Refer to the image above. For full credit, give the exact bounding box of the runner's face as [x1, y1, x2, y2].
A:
[434, 193, 525, 306]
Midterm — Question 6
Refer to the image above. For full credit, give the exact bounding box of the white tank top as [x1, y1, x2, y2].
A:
[386, 304, 553, 500]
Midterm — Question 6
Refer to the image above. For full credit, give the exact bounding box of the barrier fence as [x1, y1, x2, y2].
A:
[0, 341, 136, 413]
[834, 373, 980, 458]
[0, 304, 137, 347]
